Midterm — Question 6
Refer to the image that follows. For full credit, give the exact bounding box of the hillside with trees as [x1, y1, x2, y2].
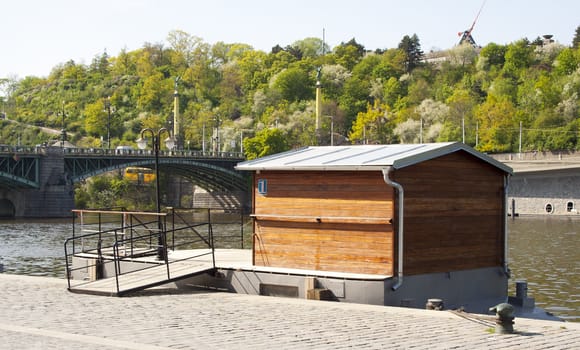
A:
[1, 28, 580, 157]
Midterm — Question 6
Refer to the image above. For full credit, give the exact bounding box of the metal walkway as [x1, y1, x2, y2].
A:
[68, 259, 215, 296]
[64, 209, 221, 297]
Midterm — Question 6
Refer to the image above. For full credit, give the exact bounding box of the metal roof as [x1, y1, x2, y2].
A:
[236, 142, 513, 174]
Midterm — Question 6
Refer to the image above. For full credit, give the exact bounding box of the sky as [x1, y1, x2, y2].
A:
[0, 0, 578, 80]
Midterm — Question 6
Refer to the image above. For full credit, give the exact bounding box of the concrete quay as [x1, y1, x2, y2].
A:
[0, 274, 578, 350]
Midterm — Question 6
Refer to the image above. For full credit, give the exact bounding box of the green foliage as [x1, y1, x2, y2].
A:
[554, 48, 579, 76]
[75, 173, 156, 210]
[475, 94, 518, 152]
[272, 67, 314, 102]
[349, 102, 395, 144]
[2, 29, 579, 158]
[398, 34, 424, 72]
[243, 128, 289, 160]
[479, 43, 507, 69]
[332, 38, 366, 70]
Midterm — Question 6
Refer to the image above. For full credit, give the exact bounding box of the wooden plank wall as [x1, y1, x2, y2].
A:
[252, 171, 394, 275]
[393, 151, 506, 275]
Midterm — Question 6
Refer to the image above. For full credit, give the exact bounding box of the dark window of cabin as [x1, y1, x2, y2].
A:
[545, 203, 553, 214]
[567, 201, 574, 212]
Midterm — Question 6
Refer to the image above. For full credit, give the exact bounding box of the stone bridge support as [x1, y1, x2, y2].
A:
[12, 149, 74, 218]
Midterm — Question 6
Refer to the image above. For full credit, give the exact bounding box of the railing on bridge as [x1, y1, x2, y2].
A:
[489, 150, 580, 162]
[1, 144, 244, 159]
[64, 147, 244, 159]
[0, 145, 45, 154]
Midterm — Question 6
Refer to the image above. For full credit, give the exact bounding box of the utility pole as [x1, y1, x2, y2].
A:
[519, 121, 522, 159]
[173, 77, 180, 149]
[104, 96, 114, 149]
[60, 101, 67, 148]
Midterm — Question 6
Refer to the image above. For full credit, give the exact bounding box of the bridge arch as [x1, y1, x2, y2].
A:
[0, 198, 16, 217]
[71, 158, 248, 192]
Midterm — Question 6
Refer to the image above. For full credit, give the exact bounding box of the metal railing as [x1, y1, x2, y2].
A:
[64, 208, 219, 294]
[0, 144, 244, 159]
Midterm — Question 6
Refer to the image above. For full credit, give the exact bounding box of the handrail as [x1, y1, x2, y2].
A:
[64, 208, 223, 294]
[72, 209, 167, 217]
[1, 144, 245, 159]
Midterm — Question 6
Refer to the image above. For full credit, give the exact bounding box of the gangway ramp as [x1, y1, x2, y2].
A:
[68, 258, 216, 297]
[64, 208, 224, 297]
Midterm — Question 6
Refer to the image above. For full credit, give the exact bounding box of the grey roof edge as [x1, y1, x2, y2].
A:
[235, 147, 310, 170]
[236, 165, 386, 171]
[235, 142, 514, 175]
[392, 142, 514, 175]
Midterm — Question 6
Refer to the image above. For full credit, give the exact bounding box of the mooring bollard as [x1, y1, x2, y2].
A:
[426, 298, 444, 310]
[489, 303, 515, 334]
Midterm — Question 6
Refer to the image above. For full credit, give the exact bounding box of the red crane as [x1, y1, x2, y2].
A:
[458, 0, 486, 47]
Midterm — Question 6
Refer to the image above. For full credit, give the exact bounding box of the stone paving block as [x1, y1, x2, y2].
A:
[0, 274, 579, 349]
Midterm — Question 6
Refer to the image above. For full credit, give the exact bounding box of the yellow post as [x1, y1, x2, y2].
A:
[315, 81, 322, 131]
[315, 66, 322, 145]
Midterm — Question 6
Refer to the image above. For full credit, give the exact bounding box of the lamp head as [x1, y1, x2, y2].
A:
[136, 137, 147, 150]
[164, 136, 176, 150]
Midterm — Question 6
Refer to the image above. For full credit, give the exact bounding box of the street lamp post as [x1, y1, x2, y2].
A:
[239, 129, 254, 154]
[213, 116, 221, 154]
[326, 116, 334, 146]
[136, 128, 175, 260]
[60, 101, 67, 148]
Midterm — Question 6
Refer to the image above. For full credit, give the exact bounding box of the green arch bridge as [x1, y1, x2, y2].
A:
[0, 145, 248, 218]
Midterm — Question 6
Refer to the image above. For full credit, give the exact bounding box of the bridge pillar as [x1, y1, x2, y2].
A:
[0, 196, 17, 217]
[16, 148, 74, 218]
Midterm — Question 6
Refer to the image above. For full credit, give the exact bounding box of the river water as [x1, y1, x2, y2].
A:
[0, 216, 577, 321]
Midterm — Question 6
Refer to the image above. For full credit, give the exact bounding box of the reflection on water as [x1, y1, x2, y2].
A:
[508, 217, 579, 322]
[0, 217, 577, 321]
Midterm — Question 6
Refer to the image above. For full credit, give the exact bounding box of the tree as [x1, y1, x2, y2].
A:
[167, 30, 203, 69]
[502, 39, 533, 78]
[554, 48, 579, 76]
[271, 66, 313, 102]
[137, 72, 171, 112]
[349, 101, 395, 144]
[415, 99, 449, 142]
[383, 77, 405, 108]
[332, 38, 365, 70]
[237, 50, 269, 92]
[479, 42, 507, 68]
[110, 48, 138, 76]
[291, 37, 329, 58]
[474, 94, 518, 152]
[573, 25, 580, 49]
[243, 128, 289, 160]
[374, 48, 406, 80]
[319, 64, 351, 101]
[445, 89, 477, 143]
[339, 75, 371, 129]
[83, 100, 108, 137]
[447, 44, 479, 67]
[398, 34, 424, 72]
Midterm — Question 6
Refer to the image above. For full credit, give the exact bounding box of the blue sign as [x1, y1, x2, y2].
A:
[257, 179, 268, 195]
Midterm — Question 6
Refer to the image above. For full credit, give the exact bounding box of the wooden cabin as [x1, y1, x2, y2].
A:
[236, 142, 513, 281]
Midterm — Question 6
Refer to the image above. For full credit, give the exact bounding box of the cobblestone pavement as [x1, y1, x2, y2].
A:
[0, 274, 578, 349]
